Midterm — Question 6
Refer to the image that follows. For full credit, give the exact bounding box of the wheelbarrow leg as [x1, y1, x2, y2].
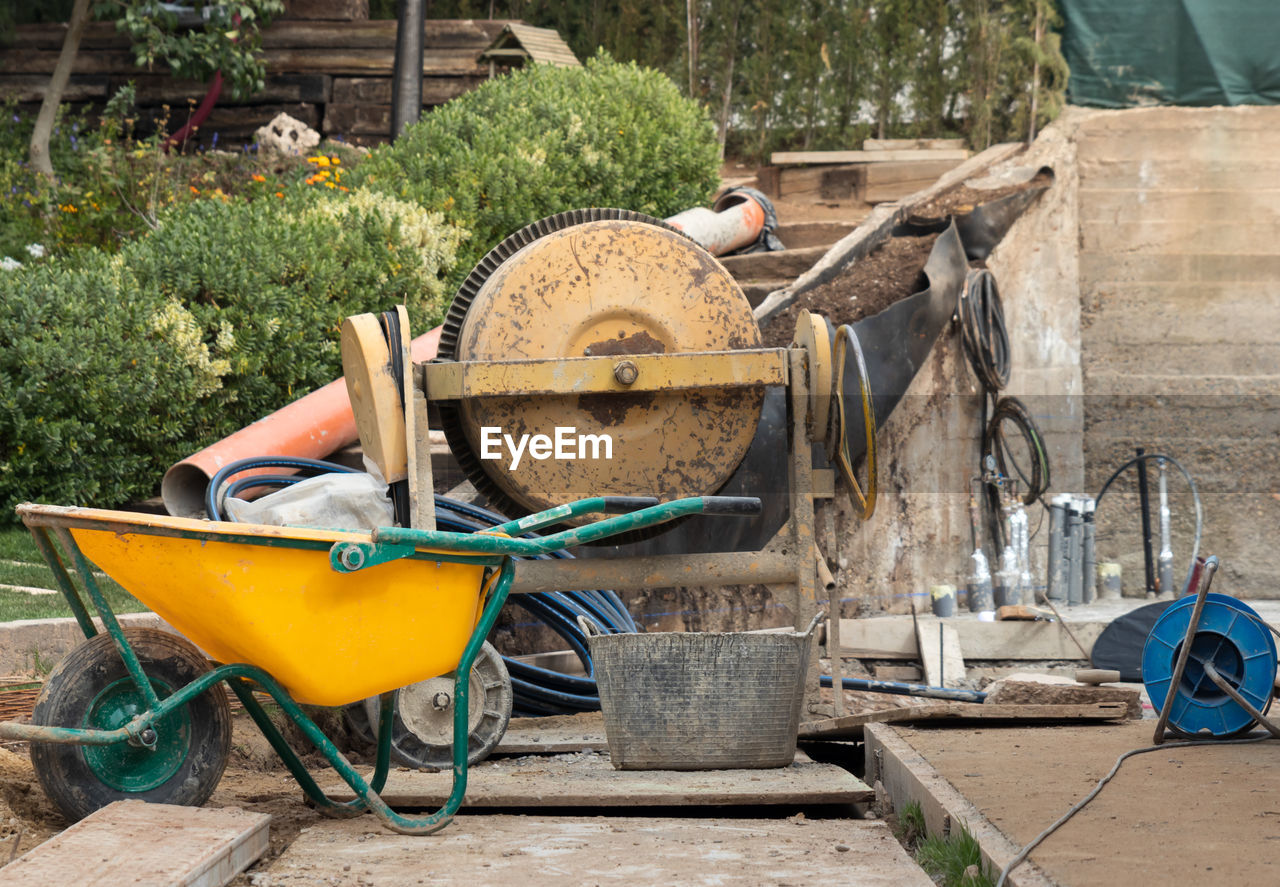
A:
[227, 679, 393, 817]
[231, 559, 514, 834]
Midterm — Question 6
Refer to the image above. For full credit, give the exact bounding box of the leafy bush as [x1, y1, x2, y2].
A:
[0, 190, 461, 516]
[353, 52, 721, 292]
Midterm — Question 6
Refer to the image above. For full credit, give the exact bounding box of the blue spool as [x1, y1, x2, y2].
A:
[1142, 593, 1277, 737]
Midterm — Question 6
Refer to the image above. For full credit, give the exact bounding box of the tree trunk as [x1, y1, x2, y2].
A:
[716, 0, 744, 159]
[686, 0, 699, 97]
[1028, 3, 1043, 143]
[29, 0, 92, 177]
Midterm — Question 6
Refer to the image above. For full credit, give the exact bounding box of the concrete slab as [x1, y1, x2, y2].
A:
[326, 750, 872, 808]
[252, 815, 932, 886]
[870, 719, 1280, 887]
[0, 801, 269, 887]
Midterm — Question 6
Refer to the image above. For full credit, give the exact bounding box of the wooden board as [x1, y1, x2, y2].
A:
[326, 750, 873, 807]
[833, 616, 1106, 661]
[864, 137, 966, 151]
[495, 711, 608, 754]
[800, 701, 1130, 740]
[915, 620, 965, 687]
[771, 148, 969, 166]
[255, 815, 933, 887]
[0, 801, 270, 887]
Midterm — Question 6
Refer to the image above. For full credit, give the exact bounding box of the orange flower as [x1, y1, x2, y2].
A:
[275, 191, 284, 198]
[251, 174, 266, 183]
[189, 186, 200, 195]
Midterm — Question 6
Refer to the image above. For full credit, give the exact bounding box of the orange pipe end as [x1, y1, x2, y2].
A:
[161, 325, 442, 518]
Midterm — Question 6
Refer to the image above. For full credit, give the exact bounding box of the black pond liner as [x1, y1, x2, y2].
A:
[1090, 599, 1176, 682]
[597, 219, 969, 558]
[909, 166, 1055, 261]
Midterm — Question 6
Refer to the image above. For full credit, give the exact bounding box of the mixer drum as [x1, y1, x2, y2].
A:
[438, 210, 764, 522]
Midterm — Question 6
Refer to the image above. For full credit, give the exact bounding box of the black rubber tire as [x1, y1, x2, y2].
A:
[30, 628, 232, 823]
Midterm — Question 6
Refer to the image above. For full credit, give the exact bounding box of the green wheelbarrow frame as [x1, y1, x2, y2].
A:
[3, 495, 750, 834]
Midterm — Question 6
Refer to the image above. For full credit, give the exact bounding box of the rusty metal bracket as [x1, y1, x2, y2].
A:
[423, 350, 788, 400]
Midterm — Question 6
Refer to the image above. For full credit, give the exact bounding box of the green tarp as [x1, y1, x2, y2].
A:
[1061, 0, 1280, 107]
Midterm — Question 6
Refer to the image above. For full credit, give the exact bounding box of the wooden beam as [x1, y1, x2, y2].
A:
[833, 616, 1105, 661]
[864, 138, 966, 151]
[0, 801, 270, 887]
[803, 701, 1130, 740]
[865, 724, 1057, 887]
[327, 751, 874, 807]
[771, 148, 970, 166]
[915, 620, 965, 687]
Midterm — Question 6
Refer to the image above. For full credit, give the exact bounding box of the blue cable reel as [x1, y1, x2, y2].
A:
[1142, 592, 1278, 737]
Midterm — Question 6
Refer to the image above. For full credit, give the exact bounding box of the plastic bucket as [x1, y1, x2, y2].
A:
[580, 613, 821, 770]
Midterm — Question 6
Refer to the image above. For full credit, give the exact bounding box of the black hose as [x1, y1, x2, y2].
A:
[207, 457, 637, 716]
[960, 268, 1011, 394]
[984, 396, 1051, 506]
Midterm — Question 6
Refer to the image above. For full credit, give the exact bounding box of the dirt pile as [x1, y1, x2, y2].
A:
[761, 231, 940, 346]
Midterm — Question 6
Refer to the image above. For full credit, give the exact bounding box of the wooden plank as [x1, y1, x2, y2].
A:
[865, 724, 1057, 887]
[864, 137, 966, 151]
[496, 712, 607, 754]
[263, 19, 507, 49]
[324, 102, 390, 135]
[261, 47, 486, 76]
[330, 75, 481, 106]
[0, 801, 270, 887]
[873, 664, 923, 681]
[802, 701, 1130, 740]
[867, 179, 949, 204]
[718, 245, 829, 281]
[257, 815, 933, 886]
[327, 750, 873, 807]
[281, 0, 369, 20]
[915, 620, 965, 687]
[0, 74, 107, 102]
[835, 616, 1104, 661]
[112, 73, 331, 105]
[771, 148, 969, 166]
[864, 159, 963, 184]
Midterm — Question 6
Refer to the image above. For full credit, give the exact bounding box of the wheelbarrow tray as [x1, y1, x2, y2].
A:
[19, 505, 498, 707]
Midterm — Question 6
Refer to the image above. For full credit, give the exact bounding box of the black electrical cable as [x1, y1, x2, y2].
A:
[959, 268, 1011, 394]
[206, 457, 637, 715]
[984, 396, 1051, 507]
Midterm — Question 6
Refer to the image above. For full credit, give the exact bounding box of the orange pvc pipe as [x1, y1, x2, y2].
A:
[664, 191, 767, 256]
[161, 325, 442, 518]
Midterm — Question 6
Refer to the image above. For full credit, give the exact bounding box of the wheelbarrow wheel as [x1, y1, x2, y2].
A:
[30, 628, 232, 823]
[360, 640, 513, 770]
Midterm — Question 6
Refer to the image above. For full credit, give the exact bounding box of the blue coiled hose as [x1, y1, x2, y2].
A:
[205, 457, 635, 716]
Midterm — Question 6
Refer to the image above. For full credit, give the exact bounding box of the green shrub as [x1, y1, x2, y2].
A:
[353, 52, 721, 293]
[0, 191, 461, 517]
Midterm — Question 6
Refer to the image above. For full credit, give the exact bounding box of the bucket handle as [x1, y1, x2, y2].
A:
[802, 610, 826, 638]
[576, 614, 603, 638]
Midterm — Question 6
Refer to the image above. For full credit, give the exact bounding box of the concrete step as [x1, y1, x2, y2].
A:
[720, 245, 828, 281]
[775, 220, 857, 249]
[739, 279, 791, 307]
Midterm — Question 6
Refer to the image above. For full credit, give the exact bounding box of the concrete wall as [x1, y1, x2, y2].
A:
[835, 128, 1085, 614]
[1075, 105, 1280, 597]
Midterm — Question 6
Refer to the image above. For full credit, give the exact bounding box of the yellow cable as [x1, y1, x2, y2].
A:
[830, 324, 877, 519]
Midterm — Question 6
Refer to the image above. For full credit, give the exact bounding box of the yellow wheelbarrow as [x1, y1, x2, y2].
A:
[4, 495, 760, 834]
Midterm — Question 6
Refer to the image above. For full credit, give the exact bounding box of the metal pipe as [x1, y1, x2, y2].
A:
[1046, 494, 1068, 602]
[1065, 498, 1083, 606]
[1081, 498, 1097, 604]
[1158, 458, 1174, 599]
[390, 0, 425, 138]
[1136, 446, 1157, 596]
[819, 675, 987, 703]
